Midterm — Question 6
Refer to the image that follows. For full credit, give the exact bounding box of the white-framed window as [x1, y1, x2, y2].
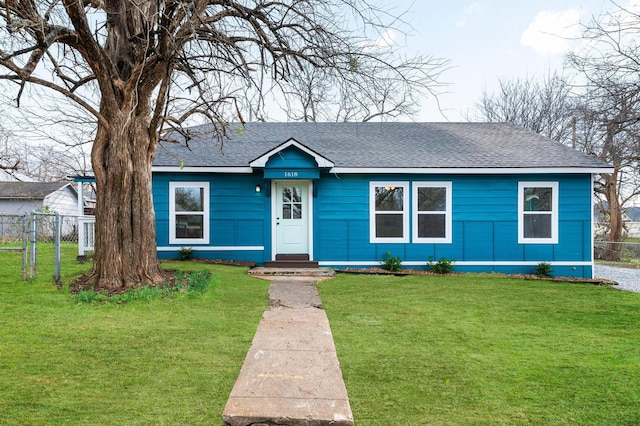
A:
[412, 182, 452, 243]
[169, 182, 209, 244]
[370, 182, 409, 243]
[518, 181, 558, 244]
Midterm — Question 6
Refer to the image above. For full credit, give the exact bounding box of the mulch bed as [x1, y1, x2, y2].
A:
[189, 259, 257, 267]
[337, 267, 617, 286]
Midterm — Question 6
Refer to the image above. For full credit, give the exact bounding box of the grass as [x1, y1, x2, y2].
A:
[318, 273, 640, 425]
[2, 243, 640, 424]
[0, 246, 270, 425]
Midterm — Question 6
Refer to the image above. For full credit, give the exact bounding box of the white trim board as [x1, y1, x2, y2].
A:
[157, 246, 264, 251]
[320, 261, 593, 267]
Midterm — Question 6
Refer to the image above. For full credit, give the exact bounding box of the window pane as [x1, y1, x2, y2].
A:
[524, 187, 552, 212]
[375, 186, 404, 211]
[376, 214, 404, 238]
[283, 204, 291, 219]
[523, 214, 552, 238]
[175, 214, 203, 239]
[291, 187, 302, 203]
[282, 187, 292, 203]
[418, 187, 446, 211]
[293, 203, 302, 219]
[418, 214, 446, 238]
[175, 187, 204, 212]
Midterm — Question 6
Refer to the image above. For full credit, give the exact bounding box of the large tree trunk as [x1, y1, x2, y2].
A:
[89, 102, 170, 292]
[603, 170, 623, 261]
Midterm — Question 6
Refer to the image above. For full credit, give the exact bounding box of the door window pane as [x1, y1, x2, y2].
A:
[282, 187, 303, 220]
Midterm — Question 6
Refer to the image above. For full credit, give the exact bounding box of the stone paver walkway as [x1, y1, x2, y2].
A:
[222, 279, 354, 426]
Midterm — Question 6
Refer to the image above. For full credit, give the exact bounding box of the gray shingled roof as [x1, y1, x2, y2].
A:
[153, 122, 611, 170]
[0, 182, 72, 199]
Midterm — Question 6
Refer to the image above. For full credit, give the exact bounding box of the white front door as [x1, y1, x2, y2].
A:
[275, 181, 309, 254]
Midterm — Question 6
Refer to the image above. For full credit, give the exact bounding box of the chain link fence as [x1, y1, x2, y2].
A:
[0, 213, 94, 281]
[4, 212, 640, 280]
[594, 240, 640, 263]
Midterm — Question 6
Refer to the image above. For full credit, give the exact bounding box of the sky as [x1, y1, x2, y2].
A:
[383, 0, 622, 122]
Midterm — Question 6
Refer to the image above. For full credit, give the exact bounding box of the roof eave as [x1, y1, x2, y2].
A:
[329, 167, 615, 175]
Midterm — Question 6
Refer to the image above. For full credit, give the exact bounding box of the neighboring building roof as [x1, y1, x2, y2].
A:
[0, 169, 35, 182]
[153, 122, 612, 172]
[0, 182, 73, 200]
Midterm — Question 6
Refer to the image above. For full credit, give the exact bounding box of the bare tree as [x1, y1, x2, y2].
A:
[565, 2, 640, 260]
[474, 72, 577, 143]
[279, 54, 449, 122]
[475, 72, 640, 261]
[0, 121, 19, 171]
[0, 1, 447, 290]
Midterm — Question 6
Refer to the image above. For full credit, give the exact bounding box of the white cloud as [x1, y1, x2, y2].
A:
[456, 2, 485, 28]
[373, 29, 397, 47]
[521, 9, 582, 54]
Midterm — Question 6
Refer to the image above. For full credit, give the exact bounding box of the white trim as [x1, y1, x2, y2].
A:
[330, 167, 613, 175]
[370, 181, 410, 243]
[307, 180, 314, 260]
[157, 246, 264, 251]
[271, 180, 277, 261]
[518, 181, 559, 244]
[169, 182, 210, 245]
[153, 166, 253, 173]
[589, 177, 596, 279]
[249, 138, 334, 168]
[412, 182, 452, 243]
[153, 166, 613, 175]
[271, 180, 313, 260]
[319, 260, 593, 267]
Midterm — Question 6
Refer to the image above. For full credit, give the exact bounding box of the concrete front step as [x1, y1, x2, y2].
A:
[264, 260, 320, 269]
[249, 267, 336, 278]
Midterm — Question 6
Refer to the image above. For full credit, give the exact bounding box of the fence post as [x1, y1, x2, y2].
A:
[30, 213, 37, 280]
[54, 213, 61, 282]
[22, 213, 28, 281]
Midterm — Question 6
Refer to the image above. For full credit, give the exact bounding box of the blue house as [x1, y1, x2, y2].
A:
[152, 122, 612, 278]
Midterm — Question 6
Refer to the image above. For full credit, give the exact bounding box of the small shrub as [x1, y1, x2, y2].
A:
[178, 247, 194, 261]
[381, 251, 402, 272]
[534, 262, 553, 277]
[428, 256, 454, 274]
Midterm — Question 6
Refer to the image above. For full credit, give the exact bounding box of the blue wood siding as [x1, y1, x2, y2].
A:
[313, 173, 593, 277]
[152, 171, 594, 277]
[153, 172, 271, 262]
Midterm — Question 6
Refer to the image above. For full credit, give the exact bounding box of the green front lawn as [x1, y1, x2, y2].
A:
[1, 246, 639, 425]
[0, 256, 269, 425]
[318, 273, 640, 425]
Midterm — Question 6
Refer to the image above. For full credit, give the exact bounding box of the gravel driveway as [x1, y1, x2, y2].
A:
[594, 265, 640, 293]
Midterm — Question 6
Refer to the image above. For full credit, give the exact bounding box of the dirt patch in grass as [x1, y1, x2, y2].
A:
[69, 270, 212, 296]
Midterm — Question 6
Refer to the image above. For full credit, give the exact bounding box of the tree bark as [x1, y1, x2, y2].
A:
[603, 170, 623, 261]
[89, 99, 169, 292]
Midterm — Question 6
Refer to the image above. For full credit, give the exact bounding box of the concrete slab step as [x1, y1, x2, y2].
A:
[249, 267, 336, 278]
